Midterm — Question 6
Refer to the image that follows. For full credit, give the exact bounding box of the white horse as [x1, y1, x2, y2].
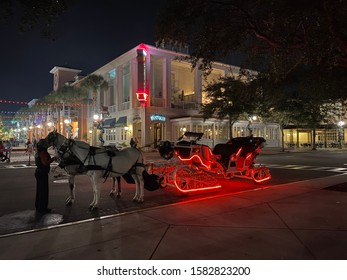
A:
[52, 158, 121, 206]
[46, 131, 145, 210]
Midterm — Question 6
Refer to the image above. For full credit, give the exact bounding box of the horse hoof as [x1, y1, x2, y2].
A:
[109, 192, 115, 197]
[132, 197, 144, 203]
[116, 193, 121, 198]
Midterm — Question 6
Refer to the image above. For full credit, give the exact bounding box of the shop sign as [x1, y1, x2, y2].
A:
[150, 114, 166, 122]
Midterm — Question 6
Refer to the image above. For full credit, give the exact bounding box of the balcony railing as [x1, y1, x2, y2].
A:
[121, 102, 130, 111]
[108, 105, 117, 113]
[171, 101, 199, 110]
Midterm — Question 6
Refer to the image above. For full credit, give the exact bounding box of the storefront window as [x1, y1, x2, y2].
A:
[253, 127, 264, 137]
[215, 124, 229, 140]
[105, 129, 116, 142]
[203, 125, 213, 139]
[121, 128, 128, 141]
[266, 127, 278, 140]
[233, 126, 246, 137]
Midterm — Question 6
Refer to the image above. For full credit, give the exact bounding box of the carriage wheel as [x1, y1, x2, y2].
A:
[252, 166, 271, 183]
[173, 167, 221, 193]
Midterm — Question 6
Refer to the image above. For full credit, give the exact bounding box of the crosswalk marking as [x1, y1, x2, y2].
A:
[266, 164, 347, 173]
[0, 163, 58, 169]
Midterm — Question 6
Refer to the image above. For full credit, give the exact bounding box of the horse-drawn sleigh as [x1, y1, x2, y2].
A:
[158, 132, 271, 184]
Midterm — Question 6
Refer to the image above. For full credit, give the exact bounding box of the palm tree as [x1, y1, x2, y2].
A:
[80, 74, 109, 145]
[41, 86, 88, 134]
[80, 74, 109, 115]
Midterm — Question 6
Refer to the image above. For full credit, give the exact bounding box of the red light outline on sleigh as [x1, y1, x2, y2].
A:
[177, 154, 211, 170]
[252, 172, 271, 183]
[175, 154, 222, 192]
[174, 179, 222, 193]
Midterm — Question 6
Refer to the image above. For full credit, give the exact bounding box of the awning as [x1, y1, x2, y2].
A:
[115, 116, 127, 127]
[102, 118, 116, 128]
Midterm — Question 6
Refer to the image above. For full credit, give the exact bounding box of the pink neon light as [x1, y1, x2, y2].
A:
[138, 43, 147, 52]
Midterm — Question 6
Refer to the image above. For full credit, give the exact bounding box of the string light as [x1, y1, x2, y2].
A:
[0, 99, 89, 107]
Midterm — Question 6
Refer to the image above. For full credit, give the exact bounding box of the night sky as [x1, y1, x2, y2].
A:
[0, 0, 166, 115]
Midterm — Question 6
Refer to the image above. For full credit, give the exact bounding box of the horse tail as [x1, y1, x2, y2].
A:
[138, 148, 144, 164]
[135, 148, 145, 170]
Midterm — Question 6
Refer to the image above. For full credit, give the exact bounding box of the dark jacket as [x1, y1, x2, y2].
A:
[35, 148, 53, 173]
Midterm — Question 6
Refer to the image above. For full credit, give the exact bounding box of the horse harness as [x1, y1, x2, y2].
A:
[57, 138, 144, 181]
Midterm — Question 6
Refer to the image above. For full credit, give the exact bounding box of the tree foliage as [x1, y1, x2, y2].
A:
[201, 70, 260, 138]
[155, 0, 347, 77]
[80, 74, 109, 108]
[156, 0, 347, 148]
[45, 85, 88, 104]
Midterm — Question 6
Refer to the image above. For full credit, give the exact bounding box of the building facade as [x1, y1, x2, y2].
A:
[53, 43, 281, 148]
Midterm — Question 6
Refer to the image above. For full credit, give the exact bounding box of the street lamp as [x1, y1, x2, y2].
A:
[92, 113, 102, 146]
[64, 118, 72, 138]
[93, 114, 100, 121]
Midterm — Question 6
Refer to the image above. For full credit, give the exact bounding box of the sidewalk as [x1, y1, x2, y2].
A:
[0, 169, 346, 259]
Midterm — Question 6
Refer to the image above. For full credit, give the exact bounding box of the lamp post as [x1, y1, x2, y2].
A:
[338, 120, 345, 149]
[93, 113, 101, 146]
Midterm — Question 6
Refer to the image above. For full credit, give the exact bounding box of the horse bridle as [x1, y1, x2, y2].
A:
[47, 131, 73, 162]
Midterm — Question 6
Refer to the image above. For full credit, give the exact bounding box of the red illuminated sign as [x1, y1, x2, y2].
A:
[136, 92, 148, 103]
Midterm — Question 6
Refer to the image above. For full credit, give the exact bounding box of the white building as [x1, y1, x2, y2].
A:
[69, 43, 281, 148]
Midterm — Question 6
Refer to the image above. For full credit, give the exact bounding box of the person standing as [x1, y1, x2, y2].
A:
[4, 140, 12, 161]
[0, 141, 9, 162]
[130, 137, 135, 148]
[34, 139, 55, 214]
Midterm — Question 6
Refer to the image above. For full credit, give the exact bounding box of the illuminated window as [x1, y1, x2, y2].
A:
[109, 69, 116, 80]
[202, 69, 225, 104]
[171, 61, 194, 107]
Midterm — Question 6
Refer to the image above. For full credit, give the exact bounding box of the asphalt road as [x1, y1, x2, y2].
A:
[0, 150, 345, 235]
